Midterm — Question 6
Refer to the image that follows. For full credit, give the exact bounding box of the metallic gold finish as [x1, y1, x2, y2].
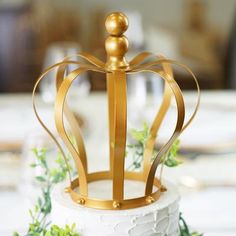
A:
[64, 187, 70, 193]
[105, 12, 128, 36]
[105, 12, 129, 71]
[32, 12, 200, 210]
[146, 196, 155, 204]
[160, 185, 167, 192]
[113, 201, 121, 209]
[77, 198, 85, 205]
[67, 171, 162, 210]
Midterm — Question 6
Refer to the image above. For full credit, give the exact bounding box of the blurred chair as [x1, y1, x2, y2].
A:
[180, 0, 224, 89]
[0, 2, 82, 93]
[225, 12, 236, 89]
[0, 3, 37, 92]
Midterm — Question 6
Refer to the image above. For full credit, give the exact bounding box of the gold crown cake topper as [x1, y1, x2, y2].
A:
[33, 12, 200, 210]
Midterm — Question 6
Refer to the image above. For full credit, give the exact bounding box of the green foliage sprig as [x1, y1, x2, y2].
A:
[44, 224, 79, 236]
[13, 149, 79, 236]
[126, 122, 182, 170]
[126, 122, 149, 170]
[179, 213, 203, 236]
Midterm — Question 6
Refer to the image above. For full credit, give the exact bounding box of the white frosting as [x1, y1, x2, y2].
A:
[51, 180, 180, 236]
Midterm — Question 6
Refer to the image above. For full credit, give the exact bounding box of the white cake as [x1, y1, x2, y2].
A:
[51, 180, 180, 236]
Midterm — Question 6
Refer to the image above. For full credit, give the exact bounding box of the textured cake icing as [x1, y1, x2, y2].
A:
[51, 181, 180, 236]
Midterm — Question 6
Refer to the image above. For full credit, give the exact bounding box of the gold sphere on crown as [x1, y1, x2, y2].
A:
[105, 12, 128, 36]
[105, 36, 128, 58]
[105, 12, 129, 70]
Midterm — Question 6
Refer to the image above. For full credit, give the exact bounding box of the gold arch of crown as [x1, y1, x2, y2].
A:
[32, 12, 200, 210]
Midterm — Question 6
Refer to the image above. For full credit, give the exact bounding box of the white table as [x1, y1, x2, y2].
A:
[1, 91, 236, 235]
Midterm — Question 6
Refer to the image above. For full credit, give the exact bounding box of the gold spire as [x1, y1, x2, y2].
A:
[105, 12, 129, 71]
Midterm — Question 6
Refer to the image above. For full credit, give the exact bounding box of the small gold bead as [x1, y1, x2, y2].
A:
[113, 201, 121, 209]
[64, 187, 70, 193]
[160, 185, 167, 192]
[77, 198, 85, 205]
[105, 36, 129, 58]
[146, 196, 155, 204]
[105, 12, 128, 36]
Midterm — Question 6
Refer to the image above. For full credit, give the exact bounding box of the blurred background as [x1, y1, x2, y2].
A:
[0, 0, 236, 92]
[0, 0, 236, 235]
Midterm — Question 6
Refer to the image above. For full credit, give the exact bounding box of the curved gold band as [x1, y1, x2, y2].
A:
[66, 171, 162, 210]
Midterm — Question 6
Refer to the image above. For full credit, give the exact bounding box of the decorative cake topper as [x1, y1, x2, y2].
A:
[33, 12, 200, 210]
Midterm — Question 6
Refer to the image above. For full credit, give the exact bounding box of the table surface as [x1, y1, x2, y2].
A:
[1, 91, 236, 236]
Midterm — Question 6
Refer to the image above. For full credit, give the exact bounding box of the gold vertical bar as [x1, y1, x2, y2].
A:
[112, 71, 127, 200]
[104, 13, 129, 201]
[107, 72, 115, 174]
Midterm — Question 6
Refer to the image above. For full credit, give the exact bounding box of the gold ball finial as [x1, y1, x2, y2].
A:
[105, 36, 129, 58]
[105, 12, 129, 70]
[105, 12, 128, 36]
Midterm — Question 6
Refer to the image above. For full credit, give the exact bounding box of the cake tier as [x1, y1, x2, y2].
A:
[51, 180, 180, 236]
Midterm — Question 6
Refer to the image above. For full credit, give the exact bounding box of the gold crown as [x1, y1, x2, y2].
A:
[33, 12, 200, 210]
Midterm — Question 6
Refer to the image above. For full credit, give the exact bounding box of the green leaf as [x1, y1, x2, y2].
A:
[35, 176, 46, 182]
[44, 224, 80, 236]
[37, 197, 42, 207]
[131, 123, 149, 142]
[179, 212, 203, 236]
[71, 223, 76, 231]
[30, 163, 37, 168]
[161, 139, 182, 167]
[191, 233, 203, 236]
[131, 130, 144, 142]
[163, 154, 182, 167]
[34, 204, 39, 213]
